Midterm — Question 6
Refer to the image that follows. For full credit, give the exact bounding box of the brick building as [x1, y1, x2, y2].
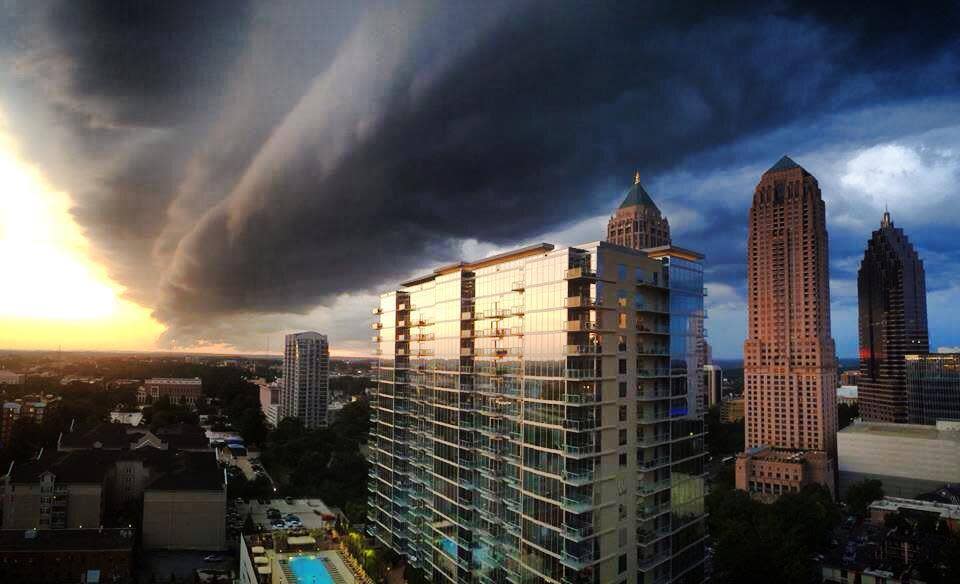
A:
[137, 377, 203, 407]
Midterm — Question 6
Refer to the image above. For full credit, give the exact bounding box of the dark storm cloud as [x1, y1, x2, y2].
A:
[42, 0, 253, 127]
[4, 1, 960, 345]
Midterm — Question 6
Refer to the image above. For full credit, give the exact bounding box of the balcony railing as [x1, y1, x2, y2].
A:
[372, 322, 383, 329]
[561, 523, 594, 541]
[565, 295, 602, 308]
[565, 266, 597, 280]
[636, 324, 669, 334]
[566, 320, 603, 332]
[564, 392, 598, 404]
[636, 345, 669, 356]
[562, 469, 595, 485]
[636, 304, 670, 314]
[565, 344, 602, 355]
[564, 444, 596, 457]
[637, 501, 671, 520]
[511, 281, 525, 292]
[638, 456, 670, 471]
[637, 369, 671, 378]
[637, 478, 672, 495]
[562, 418, 597, 431]
[561, 495, 593, 513]
[565, 369, 603, 380]
[561, 548, 595, 569]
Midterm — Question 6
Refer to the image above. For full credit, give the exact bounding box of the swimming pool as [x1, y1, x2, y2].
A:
[288, 555, 334, 584]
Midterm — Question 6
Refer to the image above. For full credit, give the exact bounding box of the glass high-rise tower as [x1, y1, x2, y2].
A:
[369, 240, 707, 584]
[858, 210, 929, 423]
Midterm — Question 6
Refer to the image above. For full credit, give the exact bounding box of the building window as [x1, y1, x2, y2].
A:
[618, 359, 627, 374]
[619, 381, 627, 398]
[619, 429, 627, 445]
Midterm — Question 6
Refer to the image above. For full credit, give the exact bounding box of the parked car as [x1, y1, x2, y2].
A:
[203, 555, 224, 563]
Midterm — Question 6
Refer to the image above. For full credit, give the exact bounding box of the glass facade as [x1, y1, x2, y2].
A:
[370, 242, 706, 584]
[906, 353, 960, 425]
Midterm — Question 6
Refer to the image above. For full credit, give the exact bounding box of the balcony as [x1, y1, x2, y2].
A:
[562, 469, 595, 485]
[561, 523, 594, 541]
[637, 550, 672, 570]
[560, 548, 595, 569]
[372, 307, 383, 315]
[413, 318, 433, 327]
[372, 322, 383, 330]
[637, 501, 671, 520]
[636, 324, 669, 335]
[460, 330, 474, 339]
[397, 320, 408, 328]
[636, 278, 666, 289]
[565, 266, 597, 280]
[565, 369, 603, 380]
[397, 303, 409, 311]
[564, 391, 597, 404]
[636, 345, 669, 356]
[561, 495, 593, 513]
[637, 369, 671, 379]
[637, 478, 672, 495]
[565, 344, 602, 355]
[636, 304, 670, 315]
[637, 456, 670, 472]
[565, 319, 603, 332]
[638, 410, 671, 423]
[461, 311, 474, 320]
[565, 295, 602, 308]
[476, 307, 524, 320]
[562, 418, 597, 432]
[636, 387, 671, 401]
[372, 335, 382, 342]
[461, 348, 475, 357]
[416, 349, 435, 357]
[636, 525, 671, 545]
[564, 444, 596, 457]
[414, 333, 435, 341]
[637, 433, 671, 447]
[511, 281, 525, 292]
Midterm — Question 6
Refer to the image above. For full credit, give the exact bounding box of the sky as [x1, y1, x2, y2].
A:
[0, 1, 958, 358]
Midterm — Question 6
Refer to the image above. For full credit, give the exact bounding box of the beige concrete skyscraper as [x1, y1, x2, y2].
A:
[607, 173, 672, 249]
[735, 156, 838, 498]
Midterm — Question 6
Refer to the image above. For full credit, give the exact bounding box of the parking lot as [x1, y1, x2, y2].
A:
[236, 497, 336, 532]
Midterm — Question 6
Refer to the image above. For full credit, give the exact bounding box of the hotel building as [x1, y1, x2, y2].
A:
[906, 353, 960, 425]
[369, 239, 707, 584]
[282, 332, 330, 429]
[858, 210, 929, 423]
[735, 156, 838, 498]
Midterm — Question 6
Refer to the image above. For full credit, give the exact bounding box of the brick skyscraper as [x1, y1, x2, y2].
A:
[735, 156, 838, 498]
[607, 172, 671, 248]
[858, 210, 929, 423]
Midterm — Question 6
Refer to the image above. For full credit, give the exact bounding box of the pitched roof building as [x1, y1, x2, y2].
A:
[858, 210, 929, 422]
[606, 172, 672, 249]
[736, 156, 838, 498]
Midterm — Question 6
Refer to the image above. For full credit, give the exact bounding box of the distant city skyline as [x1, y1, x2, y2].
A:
[0, 4, 959, 359]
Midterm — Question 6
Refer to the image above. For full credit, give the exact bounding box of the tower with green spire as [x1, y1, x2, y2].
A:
[606, 172, 671, 249]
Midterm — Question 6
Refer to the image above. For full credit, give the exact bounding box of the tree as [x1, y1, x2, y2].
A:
[846, 479, 884, 515]
[708, 485, 841, 584]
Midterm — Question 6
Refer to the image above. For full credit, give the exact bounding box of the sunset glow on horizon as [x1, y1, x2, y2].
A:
[0, 129, 166, 351]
